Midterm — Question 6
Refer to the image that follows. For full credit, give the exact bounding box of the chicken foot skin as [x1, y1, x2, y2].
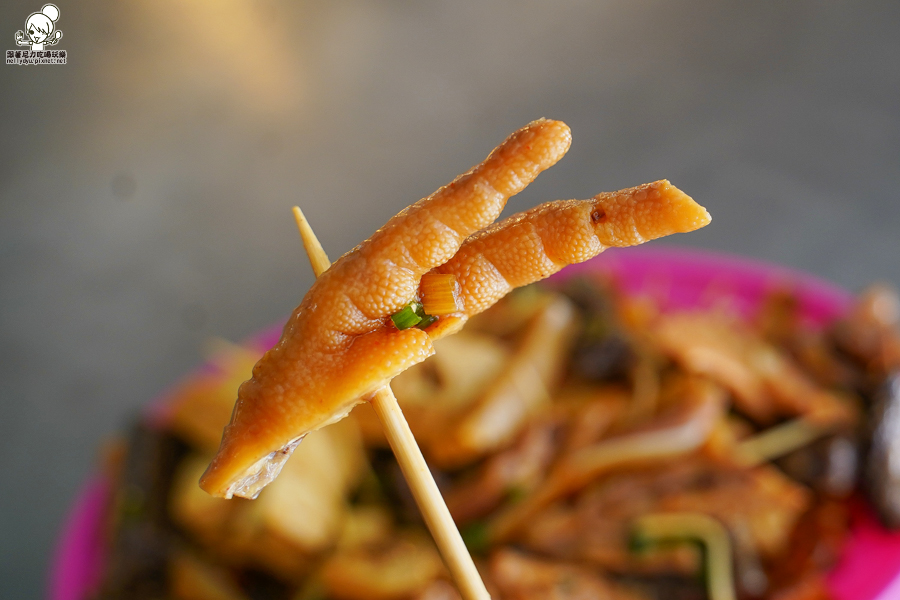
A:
[201, 121, 711, 499]
[435, 180, 710, 317]
[201, 119, 572, 497]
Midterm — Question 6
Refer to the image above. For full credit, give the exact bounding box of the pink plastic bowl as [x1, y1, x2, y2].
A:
[49, 247, 900, 600]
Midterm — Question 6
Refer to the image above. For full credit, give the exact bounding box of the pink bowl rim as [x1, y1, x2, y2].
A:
[48, 245, 900, 600]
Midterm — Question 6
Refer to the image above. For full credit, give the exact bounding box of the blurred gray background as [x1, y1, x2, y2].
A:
[1, 0, 898, 596]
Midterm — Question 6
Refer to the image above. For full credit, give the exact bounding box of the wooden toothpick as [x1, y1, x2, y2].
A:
[291, 207, 490, 600]
[292, 207, 331, 277]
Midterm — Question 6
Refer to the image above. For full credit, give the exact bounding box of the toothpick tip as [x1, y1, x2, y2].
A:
[291, 206, 331, 277]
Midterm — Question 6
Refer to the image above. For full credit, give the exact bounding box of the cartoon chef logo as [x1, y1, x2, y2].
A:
[16, 4, 62, 51]
[7, 3, 66, 65]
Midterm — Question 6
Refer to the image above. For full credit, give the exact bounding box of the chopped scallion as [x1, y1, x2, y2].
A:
[417, 314, 438, 329]
[391, 300, 441, 330]
[413, 303, 436, 329]
[631, 513, 736, 600]
[391, 302, 423, 330]
[420, 273, 461, 315]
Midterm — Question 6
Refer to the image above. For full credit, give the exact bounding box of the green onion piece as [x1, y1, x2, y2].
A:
[735, 418, 829, 467]
[391, 302, 423, 330]
[631, 513, 736, 600]
[505, 485, 529, 504]
[416, 314, 438, 329]
[413, 303, 438, 329]
[460, 520, 489, 554]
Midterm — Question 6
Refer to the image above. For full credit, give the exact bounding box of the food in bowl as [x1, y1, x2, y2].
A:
[76, 120, 899, 599]
[91, 257, 900, 600]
